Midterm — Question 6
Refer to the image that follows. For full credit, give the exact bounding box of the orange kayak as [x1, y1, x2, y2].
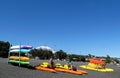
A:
[77, 70, 88, 74]
[35, 66, 57, 73]
[55, 68, 85, 75]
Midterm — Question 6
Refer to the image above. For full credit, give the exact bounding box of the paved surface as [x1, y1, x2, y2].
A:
[0, 58, 120, 78]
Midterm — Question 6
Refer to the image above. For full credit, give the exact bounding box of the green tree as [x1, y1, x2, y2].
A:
[0, 41, 10, 58]
[67, 54, 82, 61]
[30, 49, 53, 59]
[80, 55, 86, 62]
[88, 54, 92, 58]
[30, 49, 38, 58]
[55, 50, 67, 60]
[106, 55, 112, 63]
[114, 58, 119, 63]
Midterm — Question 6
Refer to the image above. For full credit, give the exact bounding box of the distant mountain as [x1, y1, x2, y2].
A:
[36, 45, 56, 53]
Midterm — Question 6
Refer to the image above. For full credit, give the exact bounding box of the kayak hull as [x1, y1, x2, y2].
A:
[35, 66, 56, 73]
[55, 68, 84, 75]
[80, 65, 114, 72]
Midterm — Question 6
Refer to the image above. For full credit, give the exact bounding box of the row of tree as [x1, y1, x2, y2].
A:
[0, 40, 119, 63]
[30, 49, 53, 59]
[30, 48, 120, 63]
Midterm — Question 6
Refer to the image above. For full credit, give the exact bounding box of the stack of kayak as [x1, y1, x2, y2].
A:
[8, 45, 32, 65]
[80, 58, 114, 72]
[55, 63, 88, 75]
[35, 62, 87, 75]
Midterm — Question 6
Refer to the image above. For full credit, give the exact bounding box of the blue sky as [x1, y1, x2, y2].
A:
[0, 0, 120, 57]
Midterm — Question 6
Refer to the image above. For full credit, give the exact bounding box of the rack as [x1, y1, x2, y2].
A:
[8, 45, 32, 66]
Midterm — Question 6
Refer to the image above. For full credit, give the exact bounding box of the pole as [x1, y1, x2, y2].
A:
[8, 46, 11, 64]
[19, 43, 21, 67]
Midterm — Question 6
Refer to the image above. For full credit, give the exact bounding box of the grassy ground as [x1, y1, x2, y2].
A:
[0, 58, 120, 78]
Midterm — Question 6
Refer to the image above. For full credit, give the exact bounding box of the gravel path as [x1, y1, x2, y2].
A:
[0, 58, 120, 78]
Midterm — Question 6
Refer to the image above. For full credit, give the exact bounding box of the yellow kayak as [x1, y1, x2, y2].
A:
[9, 56, 29, 61]
[80, 65, 114, 72]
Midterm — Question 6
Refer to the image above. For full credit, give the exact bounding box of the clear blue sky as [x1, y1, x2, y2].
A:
[0, 0, 120, 57]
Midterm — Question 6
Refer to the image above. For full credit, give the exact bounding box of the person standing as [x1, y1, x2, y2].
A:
[49, 57, 54, 68]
